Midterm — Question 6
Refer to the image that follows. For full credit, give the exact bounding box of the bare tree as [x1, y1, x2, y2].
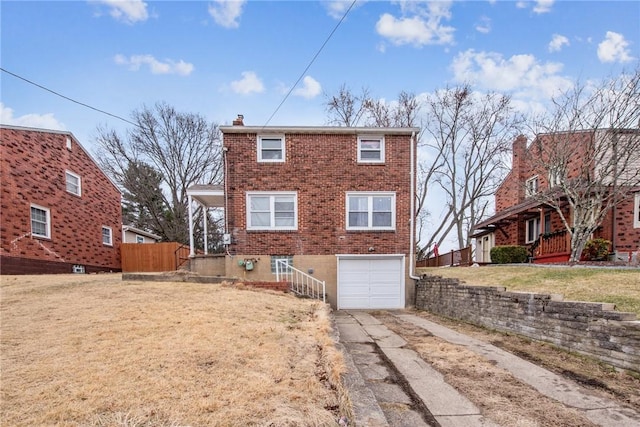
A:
[95, 102, 223, 245]
[527, 68, 640, 262]
[325, 84, 370, 126]
[421, 85, 522, 253]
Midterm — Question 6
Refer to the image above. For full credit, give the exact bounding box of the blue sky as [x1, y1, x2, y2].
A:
[2, 0, 638, 145]
[2, 0, 638, 248]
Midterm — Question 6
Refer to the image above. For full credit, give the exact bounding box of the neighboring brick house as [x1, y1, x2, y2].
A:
[189, 116, 420, 309]
[1, 125, 122, 274]
[473, 129, 640, 263]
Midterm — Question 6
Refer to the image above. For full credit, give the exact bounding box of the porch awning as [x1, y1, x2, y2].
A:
[472, 197, 545, 237]
[187, 184, 224, 208]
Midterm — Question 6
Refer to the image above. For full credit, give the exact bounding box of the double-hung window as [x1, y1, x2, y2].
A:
[525, 217, 540, 243]
[247, 192, 297, 230]
[525, 176, 539, 197]
[357, 136, 385, 163]
[346, 192, 395, 230]
[102, 226, 113, 246]
[31, 204, 51, 239]
[258, 135, 285, 162]
[66, 171, 81, 196]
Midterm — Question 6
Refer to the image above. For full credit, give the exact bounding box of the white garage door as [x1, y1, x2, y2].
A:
[338, 257, 404, 309]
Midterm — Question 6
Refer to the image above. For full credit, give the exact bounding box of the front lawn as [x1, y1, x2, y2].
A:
[0, 274, 349, 426]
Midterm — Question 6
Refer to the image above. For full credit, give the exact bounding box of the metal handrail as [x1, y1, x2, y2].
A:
[275, 259, 326, 303]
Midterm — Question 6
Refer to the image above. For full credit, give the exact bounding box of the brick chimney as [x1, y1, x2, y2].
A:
[232, 114, 244, 126]
[512, 134, 527, 174]
[512, 135, 528, 201]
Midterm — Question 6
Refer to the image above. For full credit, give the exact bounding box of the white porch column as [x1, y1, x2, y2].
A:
[203, 206, 208, 255]
[188, 195, 195, 257]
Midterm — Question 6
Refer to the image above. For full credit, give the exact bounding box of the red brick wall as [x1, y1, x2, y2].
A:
[0, 127, 122, 273]
[224, 131, 412, 256]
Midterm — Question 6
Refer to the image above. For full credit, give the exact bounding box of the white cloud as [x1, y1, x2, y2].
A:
[293, 76, 322, 99]
[324, 0, 364, 19]
[376, 1, 455, 47]
[516, 2, 528, 9]
[548, 34, 569, 52]
[475, 16, 491, 34]
[533, 0, 554, 14]
[451, 49, 573, 99]
[597, 31, 634, 63]
[92, 0, 149, 24]
[114, 54, 194, 76]
[1, 103, 66, 130]
[230, 71, 264, 95]
[208, 0, 246, 29]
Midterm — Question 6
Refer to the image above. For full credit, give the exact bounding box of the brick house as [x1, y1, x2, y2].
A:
[473, 129, 640, 263]
[0, 125, 122, 274]
[188, 116, 420, 308]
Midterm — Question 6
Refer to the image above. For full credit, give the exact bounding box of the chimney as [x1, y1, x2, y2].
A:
[232, 114, 244, 126]
[512, 135, 527, 172]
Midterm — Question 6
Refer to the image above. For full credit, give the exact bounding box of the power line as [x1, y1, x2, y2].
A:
[262, 0, 358, 128]
[0, 67, 141, 128]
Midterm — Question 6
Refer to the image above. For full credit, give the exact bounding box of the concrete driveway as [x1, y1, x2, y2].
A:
[334, 310, 640, 427]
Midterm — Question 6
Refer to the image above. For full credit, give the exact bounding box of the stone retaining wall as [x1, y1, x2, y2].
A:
[415, 275, 640, 373]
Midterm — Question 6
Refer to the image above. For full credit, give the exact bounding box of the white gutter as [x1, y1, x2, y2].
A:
[409, 131, 421, 280]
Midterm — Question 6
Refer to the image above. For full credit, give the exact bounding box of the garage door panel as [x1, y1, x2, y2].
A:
[338, 257, 403, 309]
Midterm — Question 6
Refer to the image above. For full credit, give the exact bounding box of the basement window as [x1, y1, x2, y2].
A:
[271, 255, 293, 274]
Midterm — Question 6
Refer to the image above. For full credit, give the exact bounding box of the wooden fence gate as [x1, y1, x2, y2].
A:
[121, 242, 189, 272]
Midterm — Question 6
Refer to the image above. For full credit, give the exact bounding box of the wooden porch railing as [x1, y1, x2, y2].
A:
[416, 246, 473, 268]
[533, 230, 570, 257]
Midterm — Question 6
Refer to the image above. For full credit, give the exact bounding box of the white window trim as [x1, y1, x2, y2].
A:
[346, 192, 396, 231]
[525, 176, 539, 198]
[257, 135, 285, 163]
[30, 204, 51, 239]
[246, 191, 298, 231]
[357, 135, 385, 164]
[102, 226, 113, 246]
[65, 170, 82, 196]
[136, 235, 145, 243]
[525, 217, 540, 244]
[634, 193, 640, 229]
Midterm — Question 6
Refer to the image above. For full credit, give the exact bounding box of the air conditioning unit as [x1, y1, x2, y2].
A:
[222, 233, 231, 245]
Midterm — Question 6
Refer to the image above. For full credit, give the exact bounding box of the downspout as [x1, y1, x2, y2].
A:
[409, 131, 420, 280]
[223, 145, 231, 255]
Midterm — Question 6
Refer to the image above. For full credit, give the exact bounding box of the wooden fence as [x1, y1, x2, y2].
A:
[416, 246, 473, 268]
[121, 242, 189, 272]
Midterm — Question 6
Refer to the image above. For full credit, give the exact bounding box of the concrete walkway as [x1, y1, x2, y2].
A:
[334, 310, 640, 427]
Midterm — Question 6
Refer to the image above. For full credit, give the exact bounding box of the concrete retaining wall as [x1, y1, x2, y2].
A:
[415, 275, 640, 373]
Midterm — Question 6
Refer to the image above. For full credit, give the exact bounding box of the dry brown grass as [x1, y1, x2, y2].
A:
[1, 274, 350, 427]
[375, 312, 603, 427]
[417, 265, 640, 315]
